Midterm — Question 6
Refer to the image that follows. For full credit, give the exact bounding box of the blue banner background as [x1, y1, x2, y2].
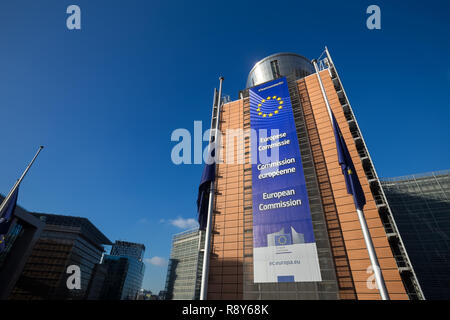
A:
[250, 77, 316, 248]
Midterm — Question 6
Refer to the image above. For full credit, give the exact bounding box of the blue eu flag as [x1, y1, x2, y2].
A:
[0, 187, 19, 252]
[331, 113, 366, 210]
[197, 149, 216, 231]
[275, 234, 292, 246]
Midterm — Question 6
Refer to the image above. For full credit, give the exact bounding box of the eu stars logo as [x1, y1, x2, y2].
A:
[275, 234, 292, 246]
[256, 95, 284, 118]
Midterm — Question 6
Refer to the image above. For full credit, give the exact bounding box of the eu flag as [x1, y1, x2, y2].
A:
[197, 149, 216, 231]
[331, 113, 366, 210]
[275, 234, 292, 246]
[0, 187, 19, 252]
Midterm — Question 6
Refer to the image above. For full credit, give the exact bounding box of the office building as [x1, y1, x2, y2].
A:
[0, 195, 44, 299]
[164, 228, 204, 300]
[85, 263, 108, 300]
[199, 50, 423, 300]
[381, 170, 450, 300]
[100, 240, 145, 300]
[9, 212, 111, 300]
[110, 240, 145, 259]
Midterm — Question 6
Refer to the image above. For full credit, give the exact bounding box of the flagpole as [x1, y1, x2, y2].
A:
[0, 146, 44, 213]
[197, 87, 217, 299]
[312, 57, 389, 300]
[200, 77, 224, 300]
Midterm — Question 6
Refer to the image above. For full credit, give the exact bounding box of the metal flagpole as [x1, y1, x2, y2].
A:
[200, 77, 224, 300]
[196, 87, 217, 298]
[311, 57, 389, 300]
[0, 146, 44, 213]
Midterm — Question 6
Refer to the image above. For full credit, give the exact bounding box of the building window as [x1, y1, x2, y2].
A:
[270, 60, 281, 79]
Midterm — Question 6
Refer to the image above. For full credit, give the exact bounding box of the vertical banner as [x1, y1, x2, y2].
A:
[250, 77, 321, 283]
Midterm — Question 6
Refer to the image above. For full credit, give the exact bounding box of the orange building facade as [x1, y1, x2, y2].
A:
[204, 51, 422, 300]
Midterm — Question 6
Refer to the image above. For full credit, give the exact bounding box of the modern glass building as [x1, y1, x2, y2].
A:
[9, 213, 111, 300]
[380, 170, 450, 300]
[85, 263, 108, 300]
[198, 49, 423, 300]
[164, 228, 205, 300]
[110, 240, 145, 259]
[99, 240, 145, 300]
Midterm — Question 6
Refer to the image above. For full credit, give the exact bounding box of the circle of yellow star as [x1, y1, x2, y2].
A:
[255, 96, 285, 117]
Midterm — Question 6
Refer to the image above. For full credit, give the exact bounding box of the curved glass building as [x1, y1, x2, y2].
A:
[246, 52, 315, 88]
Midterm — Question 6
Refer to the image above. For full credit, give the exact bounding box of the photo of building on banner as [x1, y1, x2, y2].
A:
[250, 77, 321, 283]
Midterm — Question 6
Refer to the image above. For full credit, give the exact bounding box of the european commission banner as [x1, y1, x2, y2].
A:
[250, 77, 322, 283]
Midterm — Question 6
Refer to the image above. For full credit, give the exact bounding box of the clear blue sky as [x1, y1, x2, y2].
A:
[1, 0, 449, 293]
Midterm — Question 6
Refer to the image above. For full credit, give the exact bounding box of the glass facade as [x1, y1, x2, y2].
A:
[110, 240, 145, 260]
[0, 223, 24, 267]
[381, 171, 450, 300]
[246, 53, 315, 88]
[164, 228, 204, 300]
[99, 240, 146, 300]
[86, 263, 108, 300]
[121, 257, 145, 299]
